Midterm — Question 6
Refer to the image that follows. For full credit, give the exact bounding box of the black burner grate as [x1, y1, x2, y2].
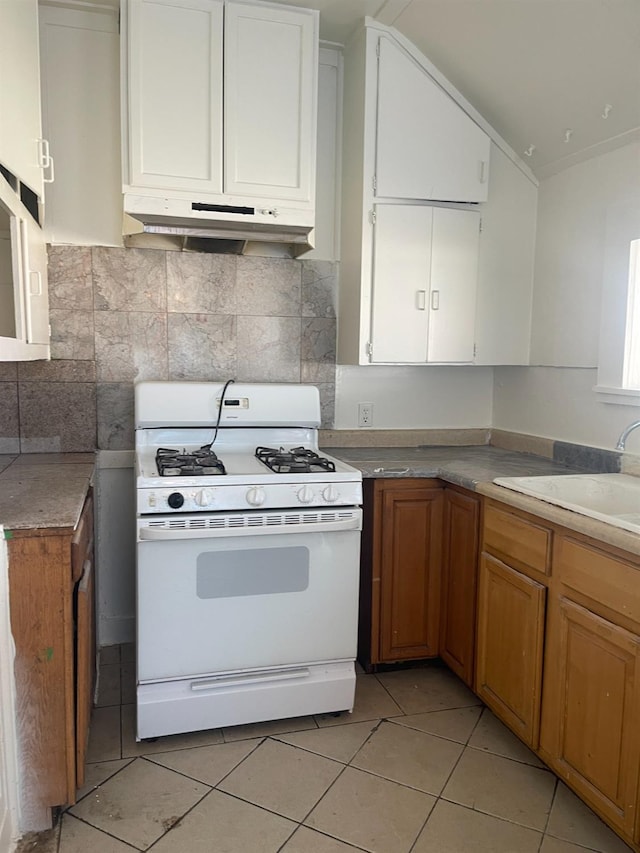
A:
[156, 447, 226, 477]
[255, 446, 336, 474]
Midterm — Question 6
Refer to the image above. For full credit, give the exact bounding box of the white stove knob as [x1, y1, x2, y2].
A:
[246, 486, 266, 507]
[195, 489, 214, 508]
[323, 485, 339, 503]
[297, 485, 314, 504]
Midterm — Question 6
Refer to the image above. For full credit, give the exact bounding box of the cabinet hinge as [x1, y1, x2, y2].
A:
[366, 342, 373, 358]
[479, 218, 483, 233]
[370, 209, 376, 225]
[372, 174, 377, 192]
[376, 40, 380, 59]
[473, 343, 477, 358]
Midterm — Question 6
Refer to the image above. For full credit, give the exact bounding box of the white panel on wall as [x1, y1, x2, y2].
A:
[334, 364, 493, 430]
[39, 4, 122, 246]
[530, 143, 640, 368]
[493, 365, 640, 451]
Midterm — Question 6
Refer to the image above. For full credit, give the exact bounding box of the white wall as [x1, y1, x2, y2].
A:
[530, 142, 640, 367]
[335, 365, 493, 429]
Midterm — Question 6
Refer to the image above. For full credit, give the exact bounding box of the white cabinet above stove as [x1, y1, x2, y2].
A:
[121, 0, 319, 246]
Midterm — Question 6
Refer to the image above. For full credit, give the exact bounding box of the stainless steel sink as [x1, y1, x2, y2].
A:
[493, 473, 640, 535]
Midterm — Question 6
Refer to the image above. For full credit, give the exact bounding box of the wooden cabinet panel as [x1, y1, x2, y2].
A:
[439, 487, 480, 687]
[379, 483, 443, 661]
[476, 553, 546, 748]
[76, 557, 95, 788]
[483, 502, 551, 578]
[541, 597, 640, 838]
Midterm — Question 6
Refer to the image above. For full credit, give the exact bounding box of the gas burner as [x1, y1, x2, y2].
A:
[156, 447, 226, 477]
[255, 446, 336, 474]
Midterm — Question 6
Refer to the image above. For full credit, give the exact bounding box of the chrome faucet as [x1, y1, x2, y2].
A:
[615, 419, 640, 450]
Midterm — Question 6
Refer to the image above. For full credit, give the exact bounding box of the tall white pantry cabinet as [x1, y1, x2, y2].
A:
[338, 22, 537, 366]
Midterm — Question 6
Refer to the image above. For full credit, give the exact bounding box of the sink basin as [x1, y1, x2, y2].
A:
[493, 474, 640, 535]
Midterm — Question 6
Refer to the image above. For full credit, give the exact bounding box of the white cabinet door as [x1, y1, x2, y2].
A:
[370, 204, 431, 363]
[375, 36, 490, 203]
[428, 207, 480, 362]
[126, 0, 224, 193]
[224, 1, 317, 202]
[370, 204, 479, 364]
[0, 0, 45, 197]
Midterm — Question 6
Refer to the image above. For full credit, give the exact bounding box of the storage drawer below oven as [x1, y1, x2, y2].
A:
[136, 660, 356, 739]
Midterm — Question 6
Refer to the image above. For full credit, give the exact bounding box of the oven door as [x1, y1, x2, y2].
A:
[136, 507, 362, 682]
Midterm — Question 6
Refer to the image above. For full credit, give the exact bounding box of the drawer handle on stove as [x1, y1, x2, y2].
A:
[139, 516, 362, 539]
[191, 668, 310, 691]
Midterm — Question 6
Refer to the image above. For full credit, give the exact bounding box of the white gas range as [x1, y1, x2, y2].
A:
[134, 381, 363, 740]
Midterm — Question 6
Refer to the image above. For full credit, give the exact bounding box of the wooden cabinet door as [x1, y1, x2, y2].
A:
[75, 557, 95, 789]
[476, 553, 546, 748]
[125, 0, 224, 194]
[379, 484, 443, 661]
[541, 597, 640, 838]
[224, 1, 317, 203]
[375, 35, 490, 203]
[439, 488, 480, 687]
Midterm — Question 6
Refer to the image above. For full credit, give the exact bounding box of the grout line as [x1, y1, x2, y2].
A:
[59, 812, 141, 851]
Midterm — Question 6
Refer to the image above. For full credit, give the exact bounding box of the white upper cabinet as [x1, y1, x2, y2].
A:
[126, 0, 224, 194]
[0, 0, 48, 198]
[370, 204, 479, 364]
[122, 0, 318, 232]
[375, 36, 490, 204]
[224, 2, 316, 203]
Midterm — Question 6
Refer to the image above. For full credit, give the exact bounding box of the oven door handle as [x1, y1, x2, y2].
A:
[138, 516, 362, 540]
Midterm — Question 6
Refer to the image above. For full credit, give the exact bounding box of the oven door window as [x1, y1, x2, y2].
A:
[196, 547, 309, 598]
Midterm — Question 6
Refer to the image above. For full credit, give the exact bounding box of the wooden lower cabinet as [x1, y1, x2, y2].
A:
[475, 552, 546, 748]
[359, 478, 443, 668]
[7, 490, 95, 829]
[439, 486, 480, 687]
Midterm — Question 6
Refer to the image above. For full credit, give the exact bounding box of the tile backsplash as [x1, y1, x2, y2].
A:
[0, 246, 337, 453]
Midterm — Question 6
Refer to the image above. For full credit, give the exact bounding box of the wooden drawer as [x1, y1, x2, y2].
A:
[71, 495, 93, 583]
[555, 535, 640, 626]
[483, 502, 552, 579]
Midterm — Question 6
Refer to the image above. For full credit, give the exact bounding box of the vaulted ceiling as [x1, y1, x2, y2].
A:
[267, 0, 640, 178]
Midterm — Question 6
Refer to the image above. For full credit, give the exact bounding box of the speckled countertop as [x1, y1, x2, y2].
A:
[324, 445, 640, 558]
[0, 453, 95, 532]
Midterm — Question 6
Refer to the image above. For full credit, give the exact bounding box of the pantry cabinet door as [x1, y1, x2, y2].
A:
[126, 0, 224, 194]
[224, 1, 317, 203]
[375, 36, 490, 203]
[427, 207, 479, 363]
[370, 204, 431, 363]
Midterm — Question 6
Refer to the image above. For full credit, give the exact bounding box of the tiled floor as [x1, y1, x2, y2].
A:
[32, 647, 634, 853]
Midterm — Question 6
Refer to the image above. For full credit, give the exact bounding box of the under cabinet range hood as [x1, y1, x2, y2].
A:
[123, 194, 315, 250]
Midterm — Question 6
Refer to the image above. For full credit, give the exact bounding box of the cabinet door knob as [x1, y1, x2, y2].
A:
[431, 290, 440, 310]
[417, 290, 426, 310]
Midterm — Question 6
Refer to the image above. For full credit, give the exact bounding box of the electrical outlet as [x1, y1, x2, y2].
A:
[358, 402, 373, 427]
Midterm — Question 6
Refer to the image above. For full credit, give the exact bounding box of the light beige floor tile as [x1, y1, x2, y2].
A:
[274, 720, 378, 763]
[546, 783, 634, 852]
[151, 789, 296, 853]
[281, 826, 363, 852]
[121, 703, 224, 757]
[541, 837, 606, 853]
[222, 715, 317, 742]
[468, 708, 544, 767]
[413, 799, 542, 852]
[393, 706, 482, 744]
[315, 674, 402, 727]
[86, 706, 121, 762]
[442, 747, 555, 830]
[218, 738, 343, 821]
[95, 664, 121, 707]
[376, 666, 481, 715]
[351, 720, 463, 795]
[58, 814, 135, 853]
[148, 739, 261, 786]
[305, 766, 435, 853]
[76, 758, 134, 801]
[69, 757, 209, 850]
[120, 642, 135, 663]
[120, 662, 135, 705]
[99, 644, 120, 665]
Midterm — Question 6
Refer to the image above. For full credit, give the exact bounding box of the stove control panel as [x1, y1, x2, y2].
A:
[137, 481, 363, 514]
